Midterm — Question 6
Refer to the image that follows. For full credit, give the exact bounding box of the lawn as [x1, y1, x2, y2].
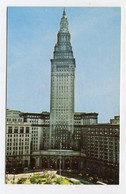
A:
[15, 172, 81, 185]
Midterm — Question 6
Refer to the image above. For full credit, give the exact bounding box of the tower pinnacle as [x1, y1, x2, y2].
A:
[53, 9, 74, 60]
[63, 8, 67, 18]
[60, 9, 68, 32]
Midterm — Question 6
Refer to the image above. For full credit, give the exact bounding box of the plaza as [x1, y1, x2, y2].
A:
[6, 169, 107, 185]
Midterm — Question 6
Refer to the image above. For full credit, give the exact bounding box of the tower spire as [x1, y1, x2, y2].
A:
[63, 8, 66, 18]
[60, 8, 68, 32]
[53, 9, 74, 59]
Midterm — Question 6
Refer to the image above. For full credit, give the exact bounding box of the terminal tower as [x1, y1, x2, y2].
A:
[50, 9, 76, 150]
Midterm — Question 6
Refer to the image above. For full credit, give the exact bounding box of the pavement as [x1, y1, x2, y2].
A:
[6, 171, 44, 184]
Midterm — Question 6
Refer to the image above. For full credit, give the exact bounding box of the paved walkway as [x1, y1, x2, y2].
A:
[6, 171, 45, 184]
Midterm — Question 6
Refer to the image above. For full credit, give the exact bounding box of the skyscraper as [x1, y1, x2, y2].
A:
[50, 9, 76, 149]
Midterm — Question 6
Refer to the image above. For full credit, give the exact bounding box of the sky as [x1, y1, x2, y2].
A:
[7, 7, 121, 123]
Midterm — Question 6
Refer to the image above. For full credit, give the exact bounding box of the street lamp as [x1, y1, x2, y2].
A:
[59, 139, 62, 183]
[33, 166, 35, 173]
[50, 165, 52, 177]
[13, 168, 15, 184]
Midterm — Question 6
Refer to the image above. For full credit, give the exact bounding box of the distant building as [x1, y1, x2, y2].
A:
[6, 109, 119, 183]
[6, 109, 31, 170]
[6, 10, 119, 184]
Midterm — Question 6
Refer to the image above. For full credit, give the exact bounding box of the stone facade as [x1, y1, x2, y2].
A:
[6, 109, 119, 183]
[6, 109, 31, 170]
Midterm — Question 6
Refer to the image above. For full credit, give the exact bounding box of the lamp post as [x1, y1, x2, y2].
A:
[50, 165, 52, 177]
[33, 166, 35, 173]
[13, 168, 15, 184]
[59, 139, 62, 183]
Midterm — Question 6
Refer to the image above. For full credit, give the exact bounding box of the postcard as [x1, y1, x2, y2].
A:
[0, 0, 126, 194]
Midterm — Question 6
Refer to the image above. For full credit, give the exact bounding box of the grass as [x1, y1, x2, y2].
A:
[54, 177, 72, 185]
[61, 178, 72, 185]
[14, 172, 82, 185]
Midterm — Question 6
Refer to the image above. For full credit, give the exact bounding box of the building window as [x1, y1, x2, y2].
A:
[14, 127, 18, 133]
[8, 127, 12, 133]
[20, 127, 24, 133]
[26, 127, 29, 133]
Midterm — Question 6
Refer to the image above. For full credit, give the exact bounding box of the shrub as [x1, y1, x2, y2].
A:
[42, 172, 49, 178]
[41, 178, 47, 182]
[89, 177, 94, 181]
[44, 178, 52, 184]
[54, 177, 60, 184]
[51, 173, 56, 179]
[72, 180, 81, 185]
[37, 179, 42, 184]
[30, 175, 40, 184]
[54, 177, 64, 184]
[78, 173, 83, 177]
[61, 178, 71, 185]
[17, 177, 27, 184]
[55, 177, 72, 185]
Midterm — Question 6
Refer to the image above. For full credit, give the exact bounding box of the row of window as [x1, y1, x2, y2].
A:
[27, 115, 40, 119]
[7, 127, 30, 134]
[7, 146, 29, 150]
[7, 134, 29, 137]
[7, 118, 23, 122]
[7, 151, 29, 155]
[87, 128, 118, 132]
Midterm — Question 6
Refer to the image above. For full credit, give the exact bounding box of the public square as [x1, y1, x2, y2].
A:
[6, 169, 108, 185]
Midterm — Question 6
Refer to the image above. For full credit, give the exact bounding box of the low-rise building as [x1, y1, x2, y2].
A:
[6, 109, 119, 183]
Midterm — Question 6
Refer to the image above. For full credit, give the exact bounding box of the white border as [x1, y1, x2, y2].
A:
[0, 0, 126, 194]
